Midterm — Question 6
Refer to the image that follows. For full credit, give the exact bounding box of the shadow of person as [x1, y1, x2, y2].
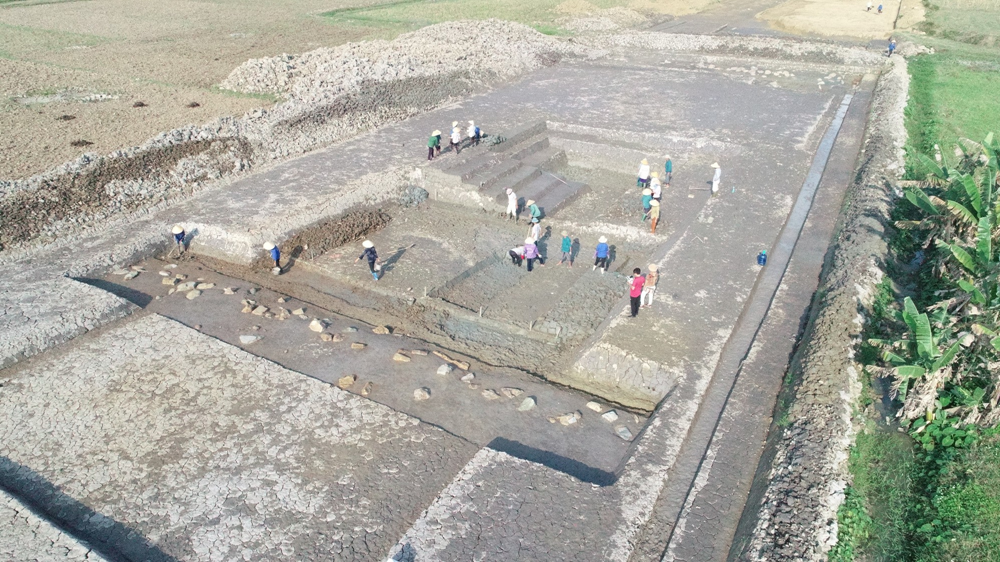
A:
[535, 236, 549, 261]
[608, 245, 617, 268]
[571, 238, 581, 264]
[380, 246, 409, 277]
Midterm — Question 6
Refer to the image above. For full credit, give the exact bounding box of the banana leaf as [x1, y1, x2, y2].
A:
[959, 174, 984, 216]
[946, 200, 977, 226]
[905, 187, 941, 216]
[930, 341, 961, 372]
[944, 242, 979, 274]
[914, 311, 936, 360]
[917, 153, 948, 182]
[977, 215, 993, 265]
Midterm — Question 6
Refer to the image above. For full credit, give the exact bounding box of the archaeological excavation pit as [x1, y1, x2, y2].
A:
[1, 22, 893, 561]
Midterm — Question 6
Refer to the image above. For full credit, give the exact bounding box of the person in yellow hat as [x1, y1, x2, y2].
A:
[641, 263, 659, 308]
[450, 121, 462, 155]
[637, 158, 651, 188]
[649, 200, 661, 233]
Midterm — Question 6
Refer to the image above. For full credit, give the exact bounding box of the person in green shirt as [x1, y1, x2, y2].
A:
[664, 155, 673, 183]
[427, 130, 441, 160]
[559, 230, 573, 266]
[527, 199, 541, 221]
[641, 188, 653, 221]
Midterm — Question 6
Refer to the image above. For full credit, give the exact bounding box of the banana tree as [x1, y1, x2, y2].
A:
[870, 297, 962, 405]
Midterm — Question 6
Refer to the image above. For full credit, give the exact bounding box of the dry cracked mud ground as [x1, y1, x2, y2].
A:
[0, 7, 905, 562]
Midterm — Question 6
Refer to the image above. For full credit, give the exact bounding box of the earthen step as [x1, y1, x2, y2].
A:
[490, 121, 548, 153]
[533, 180, 590, 217]
[485, 166, 542, 203]
[466, 159, 524, 190]
[516, 146, 566, 170]
[443, 150, 508, 181]
[517, 174, 564, 209]
[508, 136, 550, 161]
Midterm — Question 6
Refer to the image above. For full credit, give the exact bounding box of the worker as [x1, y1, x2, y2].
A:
[594, 236, 609, 273]
[524, 238, 544, 271]
[509, 243, 525, 267]
[637, 158, 651, 187]
[506, 188, 519, 222]
[264, 242, 280, 271]
[649, 200, 661, 233]
[628, 267, 645, 317]
[450, 121, 462, 154]
[650, 172, 662, 202]
[427, 130, 440, 160]
[711, 162, 721, 195]
[663, 154, 673, 183]
[526, 199, 541, 222]
[641, 188, 653, 221]
[528, 218, 541, 242]
[355, 240, 381, 281]
[171, 224, 186, 256]
[467, 120, 481, 146]
[641, 264, 659, 308]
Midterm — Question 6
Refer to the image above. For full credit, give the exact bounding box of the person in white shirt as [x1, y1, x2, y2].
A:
[637, 158, 651, 187]
[711, 162, 721, 194]
[467, 120, 481, 146]
[650, 172, 662, 201]
[450, 121, 462, 154]
[506, 188, 519, 222]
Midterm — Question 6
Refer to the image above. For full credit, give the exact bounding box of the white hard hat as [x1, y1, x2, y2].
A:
[469, 120, 475, 125]
[263, 242, 275, 250]
[362, 240, 374, 248]
[599, 236, 608, 243]
[664, 154, 671, 159]
[171, 225, 184, 234]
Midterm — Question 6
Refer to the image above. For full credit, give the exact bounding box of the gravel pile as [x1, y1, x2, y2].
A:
[222, 20, 582, 98]
[583, 32, 887, 67]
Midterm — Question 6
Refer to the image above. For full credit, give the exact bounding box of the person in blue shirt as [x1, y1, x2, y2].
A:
[355, 240, 380, 280]
[171, 224, 186, 256]
[594, 236, 609, 273]
[888, 38, 896, 57]
[264, 242, 280, 270]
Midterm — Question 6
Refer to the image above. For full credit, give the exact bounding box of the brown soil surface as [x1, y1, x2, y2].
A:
[758, 0, 904, 39]
[0, 0, 388, 180]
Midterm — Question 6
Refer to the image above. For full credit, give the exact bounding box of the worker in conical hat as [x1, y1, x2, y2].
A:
[641, 188, 653, 221]
[663, 154, 673, 183]
[649, 199, 661, 233]
[711, 162, 721, 195]
[169, 224, 186, 257]
[427, 130, 441, 160]
[559, 230, 573, 267]
[526, 199, 541, 222]
[467, 120, 481, 146]
[450, 121, 462, 155]
[641, 263, 659, 308]
[650, 171, 662, 201]
[637, 158, 651, 187]
[355, 240, 380, 280]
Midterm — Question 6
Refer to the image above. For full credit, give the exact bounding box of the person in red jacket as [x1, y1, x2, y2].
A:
[628, 267, 645, 317]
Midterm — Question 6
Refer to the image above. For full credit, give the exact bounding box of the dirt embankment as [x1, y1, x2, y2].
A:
[733, 56, 909, 561]
[0, 20, 585, 261]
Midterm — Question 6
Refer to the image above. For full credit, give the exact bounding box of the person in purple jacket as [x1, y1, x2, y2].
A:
[523, 237, 545, 272]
